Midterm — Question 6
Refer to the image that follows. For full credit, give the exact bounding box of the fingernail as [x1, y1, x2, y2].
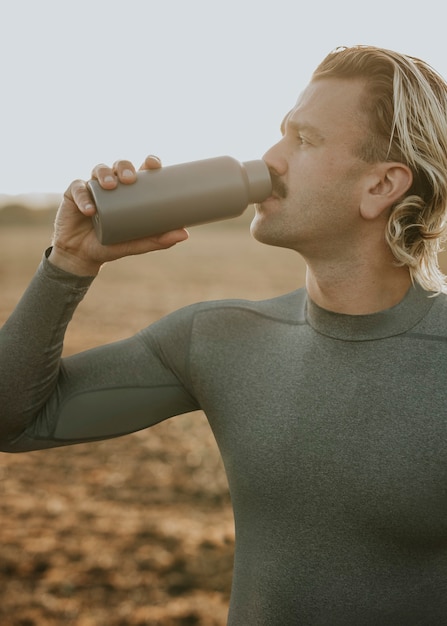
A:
[122, 169, 134, 178]
[104, 175, 115, 183]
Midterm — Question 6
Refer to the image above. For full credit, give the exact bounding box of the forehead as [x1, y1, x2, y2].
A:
[285, 77, 369, 140]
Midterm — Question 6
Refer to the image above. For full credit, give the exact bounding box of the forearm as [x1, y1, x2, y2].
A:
[0, 249, 94, 445]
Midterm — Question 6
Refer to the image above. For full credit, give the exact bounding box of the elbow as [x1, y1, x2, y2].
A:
[0, 438, 23, 454]
[0, 428, 31, 453]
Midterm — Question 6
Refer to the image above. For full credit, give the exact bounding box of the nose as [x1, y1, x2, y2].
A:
[262, 138, 288, 177]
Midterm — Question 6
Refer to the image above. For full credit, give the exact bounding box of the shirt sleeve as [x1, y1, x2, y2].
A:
[0, 252, 199, 452]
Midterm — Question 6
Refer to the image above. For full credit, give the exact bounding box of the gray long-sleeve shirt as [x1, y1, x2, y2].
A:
[1, 253, 447, 624]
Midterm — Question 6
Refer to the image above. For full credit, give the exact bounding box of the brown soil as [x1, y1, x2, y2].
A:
[0, 217, 305, 625]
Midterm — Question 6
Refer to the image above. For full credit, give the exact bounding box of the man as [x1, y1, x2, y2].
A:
[1, 45, 447, 624]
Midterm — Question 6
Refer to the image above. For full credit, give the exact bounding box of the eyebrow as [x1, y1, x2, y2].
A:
[280, 114, 324, 142]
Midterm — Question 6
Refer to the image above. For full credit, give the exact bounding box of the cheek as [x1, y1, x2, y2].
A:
[295, 154, 363, 201]
[288, 153, 334, 191]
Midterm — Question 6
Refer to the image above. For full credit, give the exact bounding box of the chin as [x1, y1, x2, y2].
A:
[250, 215, 291, 249]
[250, 213, 268, 242]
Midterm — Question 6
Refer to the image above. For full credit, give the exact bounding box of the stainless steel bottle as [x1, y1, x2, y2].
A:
[87, 156, 272, 245]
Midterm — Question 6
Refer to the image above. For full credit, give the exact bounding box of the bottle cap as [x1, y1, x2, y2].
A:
[243, 160, 272, 203]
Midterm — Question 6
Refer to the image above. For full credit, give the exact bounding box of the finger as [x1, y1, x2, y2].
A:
[90, 163, 118, 189]
[112, 159, 137, 184]
[139, 154, 162, 171]
[66, 179, 96, 216]
[154, 228, 189, 248]
[112, 228, 189, 256]
[96, 228, 189, 265]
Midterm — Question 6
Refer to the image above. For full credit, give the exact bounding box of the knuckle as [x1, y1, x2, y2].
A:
[91, 163, 113, 179]
[112, 159, 134, 172]
[64, 178, 84, 197]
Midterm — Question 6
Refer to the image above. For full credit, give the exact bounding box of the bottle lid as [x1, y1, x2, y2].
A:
[243, 160, 272, 203]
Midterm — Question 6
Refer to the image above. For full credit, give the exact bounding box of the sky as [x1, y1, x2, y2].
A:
[1, 0, 446, 196]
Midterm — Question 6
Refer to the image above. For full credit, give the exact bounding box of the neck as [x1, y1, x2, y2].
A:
[305, 258, 412, 315]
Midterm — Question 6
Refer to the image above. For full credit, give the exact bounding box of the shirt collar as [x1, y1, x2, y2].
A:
[305, 283, 436, 341]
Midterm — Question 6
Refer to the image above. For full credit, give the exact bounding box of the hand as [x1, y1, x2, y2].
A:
[49, 156, 189, 276]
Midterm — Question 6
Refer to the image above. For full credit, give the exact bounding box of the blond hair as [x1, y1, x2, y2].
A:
[313, 45, 447, 292]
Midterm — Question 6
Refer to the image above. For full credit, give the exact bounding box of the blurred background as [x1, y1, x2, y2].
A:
[1, 0, 446, 198]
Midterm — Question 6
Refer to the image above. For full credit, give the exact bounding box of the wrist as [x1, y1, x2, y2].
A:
[48, 245, 102, 277]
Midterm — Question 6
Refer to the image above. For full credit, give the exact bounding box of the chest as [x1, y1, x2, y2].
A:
[191, 327, 447, 544]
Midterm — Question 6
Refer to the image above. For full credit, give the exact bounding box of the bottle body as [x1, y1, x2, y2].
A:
[87, 156, 272, 245]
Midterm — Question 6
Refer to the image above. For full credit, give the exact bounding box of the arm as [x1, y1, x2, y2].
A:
[0, 157, 191, 451]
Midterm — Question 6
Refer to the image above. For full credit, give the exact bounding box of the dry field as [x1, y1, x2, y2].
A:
[0, 214, 305, 626]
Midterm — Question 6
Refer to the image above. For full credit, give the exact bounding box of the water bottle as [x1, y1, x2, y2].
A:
[87, 156, 272, 245]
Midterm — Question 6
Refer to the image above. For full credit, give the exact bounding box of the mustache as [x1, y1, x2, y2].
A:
[268, 168, 288, 198]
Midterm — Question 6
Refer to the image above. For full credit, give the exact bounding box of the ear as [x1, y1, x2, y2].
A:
[359, 162, 413, 221]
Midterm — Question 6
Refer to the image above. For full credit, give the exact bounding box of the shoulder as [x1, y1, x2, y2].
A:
[411, 290, 447, 338]
[146, 288, 308, 339]
[184, 288, 307, 325]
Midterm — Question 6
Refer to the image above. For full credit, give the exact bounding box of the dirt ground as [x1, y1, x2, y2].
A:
[0, 215, 306, 626]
